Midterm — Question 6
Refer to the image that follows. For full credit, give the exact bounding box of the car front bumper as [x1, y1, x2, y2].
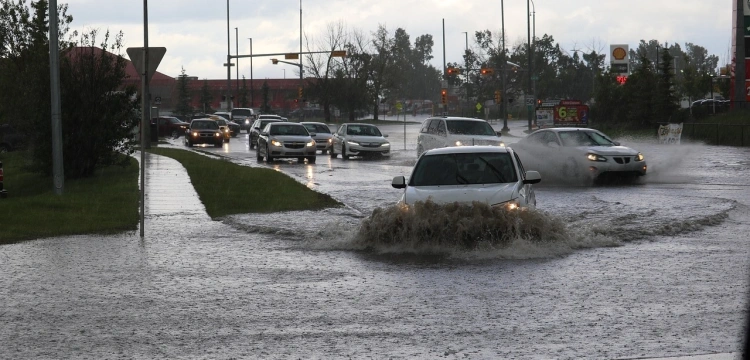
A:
[589, 159, 647, 177]
[347, 143, 390, 156]
[268, 143, 317, 158]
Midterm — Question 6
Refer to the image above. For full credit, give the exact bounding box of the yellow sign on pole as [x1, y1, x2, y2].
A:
[285, 53, 299, 60]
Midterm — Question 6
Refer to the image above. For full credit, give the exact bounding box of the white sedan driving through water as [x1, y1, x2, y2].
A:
[391, 146, 541, 210]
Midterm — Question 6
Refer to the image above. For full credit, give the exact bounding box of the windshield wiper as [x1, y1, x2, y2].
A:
[455, 172, 470, 184]
[477, 157, 507, 182]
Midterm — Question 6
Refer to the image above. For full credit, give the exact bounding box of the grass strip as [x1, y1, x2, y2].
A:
[147, 147, 341, 218]
[0, 152, 139, 244]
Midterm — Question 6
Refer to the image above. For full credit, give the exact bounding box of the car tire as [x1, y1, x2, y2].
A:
[266, 146, 274, 162]
[342, 144, 349, 160]
[256, 149, 263, 162]
[307, 156, 316, 164]
[417, 145, 423, 157]
[185, 140, 191, 147]
[215, 141, 222, 148]
[171, 130, 179, 138]
[330, 145, 337, 158]
[321, 149, 327, 155]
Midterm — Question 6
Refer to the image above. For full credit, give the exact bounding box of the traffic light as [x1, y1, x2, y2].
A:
[494, 90, 501, 103]
[480, 68, 495, 76]
[271, 58, 279, 64]
[298, 87, 303, 98]
[294, 99, 299, 103]
[446, 67, 460, 76]
[440, 88, 448, 105]
[537, 99, 542, 106]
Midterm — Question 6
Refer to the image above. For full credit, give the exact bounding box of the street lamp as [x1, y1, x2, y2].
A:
[526, 0, 533, 132]
[249, 38, 253, 107]
[235, 27, 239, 102]
[530, 0, 536, 122]
[501, 0, 509, 132]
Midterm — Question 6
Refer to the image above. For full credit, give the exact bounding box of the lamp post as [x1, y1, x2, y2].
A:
[299, 0, 303, 122]
[235, 27, 239, 105]
[530, 0, 536, 120]
[501, 0, 509, 131]
[226, 0, 231, 111]
[462, 31, 468, 116]
[526, 0, 532, 132]
[249, 38, 253, 107]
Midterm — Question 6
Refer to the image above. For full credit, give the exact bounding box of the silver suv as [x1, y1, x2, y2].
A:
[416, 116, 504, 157]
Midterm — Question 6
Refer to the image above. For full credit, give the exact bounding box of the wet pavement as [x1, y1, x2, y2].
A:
[1, 117, 748, 359]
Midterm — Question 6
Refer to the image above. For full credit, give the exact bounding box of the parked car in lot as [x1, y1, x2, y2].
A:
[256, 122, 317, 163]
[151, 116, 189, 138]
[213, 111, 231, 121]
[510, 127, 647, 184]
[391, 146, 541, 209]
[231, 108, 256, 132]
[0, 123, 27, 153]
[301, 122, 333, 154]
[416, 116, 504, 157]
[330, 123, 390, 159]
[249, 118, 286, 149]
[184, 119, 224, 147]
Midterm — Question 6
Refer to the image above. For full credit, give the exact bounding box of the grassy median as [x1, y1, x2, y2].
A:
[146, 147, 341, 218]
[0, 151, 140, 244]
[0, 148, 341, 244]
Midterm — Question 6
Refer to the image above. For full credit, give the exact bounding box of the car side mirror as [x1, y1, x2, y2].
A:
[613, 141, 620, 146]
[391, 176, 406, 189]
[260, 132, 268, 136]
[383, 134, 389, 138]
[309, 133, 317, 137]
[495, 131, 502, 137]
[523, 170, 542, 184]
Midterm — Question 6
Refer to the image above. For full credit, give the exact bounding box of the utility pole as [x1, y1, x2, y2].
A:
[299, 0, 304, 121]
[249, 38, 253, 107]
[226, 0, 232, 111]
[501, 0, 509, 131]
[49, 0, 64, 195]
[235, 27, 239, 105]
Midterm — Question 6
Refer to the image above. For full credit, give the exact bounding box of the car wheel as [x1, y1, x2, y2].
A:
[307, 156, 316, 164]
[562, 157, 580, 178]
[171, 130, 179, 138]
[342, 144, 349, 160]
[330, 144, 337, 158]
[266, 146, 274, 162]
[215, 141, 222, 148]
[417, 145, 424, 157]
[321, 149, 327, 155]
[256, 148, 263, 161]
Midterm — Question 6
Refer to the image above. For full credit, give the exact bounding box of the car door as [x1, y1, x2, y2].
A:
[334, 125, 346, 153]
[435, 119, 448, 148]
[512, 152, 535, 208]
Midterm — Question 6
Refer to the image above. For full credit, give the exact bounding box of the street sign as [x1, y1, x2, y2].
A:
[525, 98, 534, 106]
[285, 53, 299, 60]
[154, 96, 162, 105]
[396, 102, 403, 111]
[331, 50, 347, 57]
[126, 47, 166, 82]
[475, 102, 482, 111]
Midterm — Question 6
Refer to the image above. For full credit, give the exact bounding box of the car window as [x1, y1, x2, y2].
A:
[513, 152, 526, 181]
[559, 130, 614, 146]
[304, 124, 330, 134]
[436, 120, 447, 136]
[192, 121, 218, 130]
[346, 125, 381, 136]
[270, 124, 309, 136]
[541, 131, 559, 146]
[420, 119, 432, 133]
[427, 119, 439, 134]
[231, 109, 252, 117]
[337, 125, 346, 135]
[445, 120, 495, 136]
[410, 152, 517, 186]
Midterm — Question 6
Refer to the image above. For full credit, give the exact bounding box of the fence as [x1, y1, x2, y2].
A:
[659, 122, 750, 146]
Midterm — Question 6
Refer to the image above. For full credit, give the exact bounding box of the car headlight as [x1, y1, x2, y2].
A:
[327, 138, 332, 143]
[635, 152, 644, 161]
[271, 140, 282, 147]
[494, 200, 520, 211]
[587, 153, 607, 162]
[192, 132, 198, 137]
[224, 128, 230, 133]
[347, 141, 360, 146]
[245, 119, 250, 124]
[306, 140, 316, 147]
[214, 132, 221, 137]
[455, 141, 463, 146]
[381, 142, 390, 147]
[498, 141, 505, 147]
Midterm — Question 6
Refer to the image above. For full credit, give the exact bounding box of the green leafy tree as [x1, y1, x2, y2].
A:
[654, 48, 679, 122]
[173, 67, 193, 118]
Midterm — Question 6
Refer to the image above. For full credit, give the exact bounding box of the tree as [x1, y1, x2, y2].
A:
[654, 48, 679, 122]
[173, 67, 193, 119]
[199, 79, 213, 114]
[368, 24, 396, 120]
[304, 21, 347, 121]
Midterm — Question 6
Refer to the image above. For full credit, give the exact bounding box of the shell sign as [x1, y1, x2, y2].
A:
[609, 44, 629, 64]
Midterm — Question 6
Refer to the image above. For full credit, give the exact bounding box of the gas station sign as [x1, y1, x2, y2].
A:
[553, 100, 589, 126]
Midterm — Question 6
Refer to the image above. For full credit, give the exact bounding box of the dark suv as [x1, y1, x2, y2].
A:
[0, 123, 27, 153]
[249, 117, 286, 149]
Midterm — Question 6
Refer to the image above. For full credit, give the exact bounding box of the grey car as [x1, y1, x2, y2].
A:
[301, 122, 333, 154]
[330, 123, 390, 159]
[256, 122, 317, 163]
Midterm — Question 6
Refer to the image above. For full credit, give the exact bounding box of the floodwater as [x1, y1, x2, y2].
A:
[1, 118, 749, 359]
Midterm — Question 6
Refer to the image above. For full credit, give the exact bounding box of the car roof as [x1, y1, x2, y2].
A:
[341, 123, 377, 126]
[422, 145, 510, 156]
[534, 127, 595, 133]
[191, 118, 214, 123]
[426, 117, 488, 122]
[268, 122, 303, 127]
[301, 122, 327, 125]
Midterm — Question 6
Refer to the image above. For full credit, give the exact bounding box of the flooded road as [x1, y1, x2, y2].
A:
[1, 119, 749, 359]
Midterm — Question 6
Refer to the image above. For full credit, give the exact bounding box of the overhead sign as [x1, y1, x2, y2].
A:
[126, 47, 166, 82]
[284, 53, 299, 60]
[331, 50, 347, 57]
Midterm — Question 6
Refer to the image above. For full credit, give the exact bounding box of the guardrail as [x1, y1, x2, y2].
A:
[658, 122, 750, 147]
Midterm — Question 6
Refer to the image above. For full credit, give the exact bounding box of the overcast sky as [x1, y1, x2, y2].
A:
[63, 0, 730, 80]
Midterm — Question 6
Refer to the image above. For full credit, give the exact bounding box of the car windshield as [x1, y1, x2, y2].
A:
[346, 125, 381, 136]
[410, 152, 517, 186]
[191, 121, 218, 130]
[260, 120, 281, 129]
[167, 117, 181, 124]
[270, 124, 309, 136]
[446, 120, 496, 136]
[558, 130, 614, 146]
[232, 109, 252, 117]
[304, 124, 331, 134]
[215, 119, 227, 126]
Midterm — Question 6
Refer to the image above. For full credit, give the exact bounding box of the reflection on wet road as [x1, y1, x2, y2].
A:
[1, 119, 748, 359]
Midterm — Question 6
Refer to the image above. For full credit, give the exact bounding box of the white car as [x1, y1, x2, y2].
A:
[391, 146, 541, 210]
[330, 123, 390, 159]
[301, 122, 333, 154]
[256, 122, 317, 163]
[510, 127, 647, 184]
[416, 116, 504, 157]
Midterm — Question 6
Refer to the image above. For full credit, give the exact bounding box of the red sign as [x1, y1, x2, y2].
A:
[616, 75, 628, 84]
[553, 103, 589, 126]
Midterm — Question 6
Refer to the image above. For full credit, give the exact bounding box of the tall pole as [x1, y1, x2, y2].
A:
[442, 19, 447, 115]
[501, 0, 509, 131]
[530, 0, 536, 123]
[139, 0, 150, 237]
[526, 0, 532, 132]
[462, 31, 468, 116]
[249, 38, 253, 107]
[235, 27, 239, 105]
[49, 0, 64, 195]
[299, 0, 303, 121]
[735, 0, 746, 110]
[226, 0, 231, 111]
